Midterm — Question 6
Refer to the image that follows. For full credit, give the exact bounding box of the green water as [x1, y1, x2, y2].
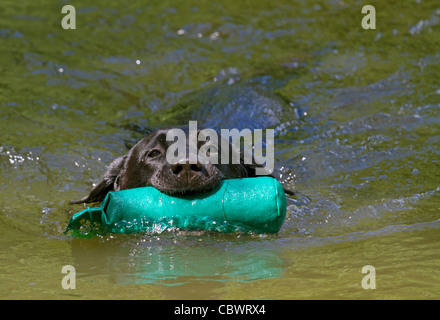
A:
[1, 0, 439, 299]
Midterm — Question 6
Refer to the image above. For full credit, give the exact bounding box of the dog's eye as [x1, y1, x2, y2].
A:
[145, 149, 161, 159]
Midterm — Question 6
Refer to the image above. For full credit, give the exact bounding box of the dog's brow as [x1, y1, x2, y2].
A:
[156, 132, 168, 145]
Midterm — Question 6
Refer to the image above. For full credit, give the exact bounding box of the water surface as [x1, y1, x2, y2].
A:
[1, 0, 439, 299]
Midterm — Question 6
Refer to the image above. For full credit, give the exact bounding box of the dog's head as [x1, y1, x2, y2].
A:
[72, 127, 266, 204]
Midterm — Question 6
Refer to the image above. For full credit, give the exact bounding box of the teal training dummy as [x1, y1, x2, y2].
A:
[66, 177, 287, 235]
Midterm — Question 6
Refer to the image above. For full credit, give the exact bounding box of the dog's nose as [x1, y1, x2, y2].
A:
[171, 159, 203, 175]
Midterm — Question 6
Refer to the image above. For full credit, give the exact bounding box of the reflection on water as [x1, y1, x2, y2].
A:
[71, 233, 283, 286]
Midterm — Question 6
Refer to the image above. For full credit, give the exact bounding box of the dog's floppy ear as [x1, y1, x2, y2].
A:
[70, 156, 126, 204]
[241, 162, 264, 178]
